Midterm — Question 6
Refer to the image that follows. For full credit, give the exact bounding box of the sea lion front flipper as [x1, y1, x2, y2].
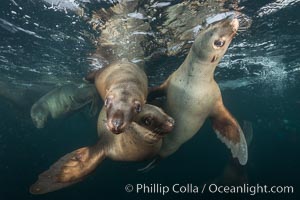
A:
[212, 121, 253, 185]
[210, 99, 248, 165]
[30, 146, 105, 195]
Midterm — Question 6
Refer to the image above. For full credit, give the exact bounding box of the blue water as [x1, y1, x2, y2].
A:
[0, 0, 300, 199]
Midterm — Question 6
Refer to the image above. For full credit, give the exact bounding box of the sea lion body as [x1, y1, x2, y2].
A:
[30, 83, 99, 128]
[162, 78, 220, 152]
[30, 104, 174, 194]
[149, 16, 248, 165]
[93, 60, 148, 134]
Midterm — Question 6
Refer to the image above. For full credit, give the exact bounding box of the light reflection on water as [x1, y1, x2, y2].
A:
[0, 0, 299, 92]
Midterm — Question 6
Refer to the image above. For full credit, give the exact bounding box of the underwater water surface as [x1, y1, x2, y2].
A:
[0, 0, 300, 199]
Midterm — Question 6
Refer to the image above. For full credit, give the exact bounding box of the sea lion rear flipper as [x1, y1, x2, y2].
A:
[210, 100, 248, 165]
[30, 146, 105, 195]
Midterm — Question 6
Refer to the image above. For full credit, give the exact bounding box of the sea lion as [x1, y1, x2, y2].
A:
[30, 104, 174, 194]
[88, 60, 148, 134]
[85, 1, 153, 134]
[31, 83, 99, 128]
[147, 16, 248, 166]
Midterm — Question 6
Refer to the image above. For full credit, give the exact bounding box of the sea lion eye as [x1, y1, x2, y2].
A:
[104, 96, 113, 108]
[143, 117, 153, 126]
[134, 101, 142, 113]
[214, 40, 225, 47]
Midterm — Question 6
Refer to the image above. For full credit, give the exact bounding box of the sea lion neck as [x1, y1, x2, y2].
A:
[178, 49, 217, 82]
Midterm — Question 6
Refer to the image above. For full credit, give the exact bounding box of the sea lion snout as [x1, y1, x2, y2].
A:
[104, 95, 126, 134]
[32, 117, 45, 129]
[111, 118, 124, 134]
[230, 18, 239, 33]
[107, 110, 126, 134]
[164, 117, 175, 132]
[30, 106, 47, 129]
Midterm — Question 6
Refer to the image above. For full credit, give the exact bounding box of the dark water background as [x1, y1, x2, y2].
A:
[0, 0, 300, 199]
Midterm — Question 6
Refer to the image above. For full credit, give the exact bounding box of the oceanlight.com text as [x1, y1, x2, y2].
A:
[124, 183, 294, 196]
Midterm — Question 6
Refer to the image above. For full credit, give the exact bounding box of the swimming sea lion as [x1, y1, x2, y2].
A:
[85, 2, 152, 134]
[148, 16, 248, 166]
[30, 104, 174, 194]
[89, 60, 148, 134]
[31, 83, 99, 128]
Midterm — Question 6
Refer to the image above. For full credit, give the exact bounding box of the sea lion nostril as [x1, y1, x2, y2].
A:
[167, 118, 175, 126]
[163, 118, 175, 132]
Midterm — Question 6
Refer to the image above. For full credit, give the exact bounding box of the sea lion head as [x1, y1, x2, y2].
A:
[104, 93, 144, 134]
[134, 104, 175, 137]
[193, 15, 239, 64]
[30, 104, 49, 129]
